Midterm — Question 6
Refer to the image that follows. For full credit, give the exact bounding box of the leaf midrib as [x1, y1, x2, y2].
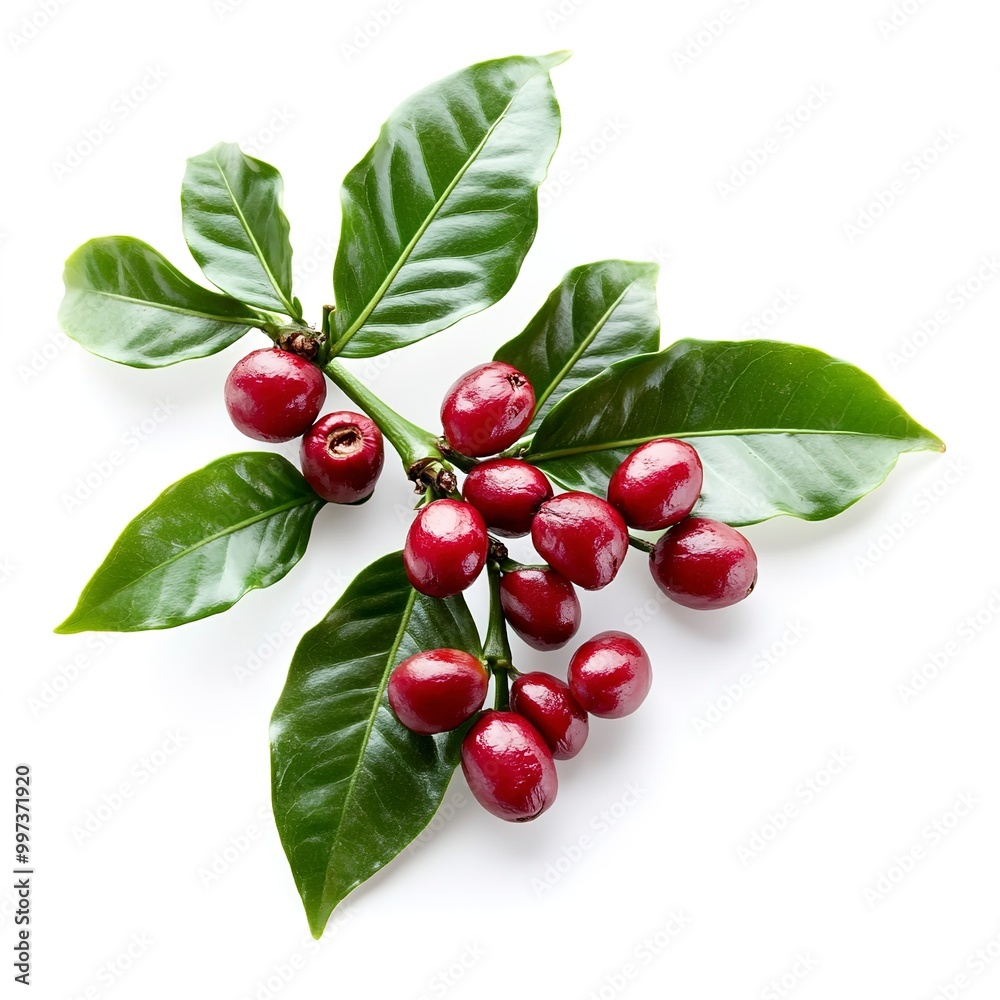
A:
[206, 150, 298, 319]
[74, 285, 262, 327]
[330, 69, 546, 355]
[528, 426, 939, 463]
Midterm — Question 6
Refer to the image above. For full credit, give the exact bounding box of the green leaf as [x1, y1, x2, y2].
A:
[56, 454, 324, 633]
[494, 259, 660, 433]
[59, 237, 263, 367]
[270, 551, 481, 937]
[181, 143, 299, 318]
[330, 52, 568, 358]
[526, 339, 944, 525]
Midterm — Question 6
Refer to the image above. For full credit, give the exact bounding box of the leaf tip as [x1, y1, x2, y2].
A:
[541, 49, 572, 69]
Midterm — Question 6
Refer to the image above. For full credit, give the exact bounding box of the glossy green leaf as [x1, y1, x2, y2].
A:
[56, 454, 324, 633]
[330, 52, 567, 358]
[59, 237, 262, 367]
[495, 259, 660, 433]
[182, 143, 299, 318]
[270, 552, 481, 937]
[526, 339, 944, 525]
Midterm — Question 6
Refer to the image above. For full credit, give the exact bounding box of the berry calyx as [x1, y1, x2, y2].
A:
[509, 672, 589, 760]
[608, 438, 703, 530]
[462, 459, 553, 538]
[300, 411, 384, 504]
[649, 516, 757, 610]
[568, 631, 652, 719]
[224, 348, 326, 442]
[388, 649, 489, 735]
[440, 362, 535, 457]
[461, 711, 558, 821]
[499, 568, 581, 651]
[530, 492, 629, 590]
[403, 499, 488, 598]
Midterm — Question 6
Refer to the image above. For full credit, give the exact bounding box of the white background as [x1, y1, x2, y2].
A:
[3, 0, 999, 997]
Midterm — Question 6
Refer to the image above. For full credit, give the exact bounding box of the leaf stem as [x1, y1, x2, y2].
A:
[324, 359, 443, 471]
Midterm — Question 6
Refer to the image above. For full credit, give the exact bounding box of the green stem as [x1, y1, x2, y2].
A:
[324, 360, 443, 471]
[483, 561, 514, 711]
[628, 534, 655, 554]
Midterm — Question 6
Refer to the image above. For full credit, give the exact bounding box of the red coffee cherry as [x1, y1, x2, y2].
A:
[461, 711, 558, 821]
[649, 516, 757, 610]
[568, 631, 652, 719]
[388, 649, 489, 735]
[608, 438, 703, 530]
[531, 492, 629, 590]
[462, 459, 553, 538]
[510, 672, 589, 760]
[299, 411, 384, 504]
[403, 499, 488, 598]
[224, 348, 326, 442]
[440, 362, 535, 457]
[499, 568, 581, 651]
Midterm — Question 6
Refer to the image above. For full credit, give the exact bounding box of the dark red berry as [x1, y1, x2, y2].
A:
[224, 348, 326, 442]
[388, 649, 489, 735]
[568, 631, 651, 719]
[531, 492, 629, 591]
[499, 568, 580, 651]
[440, 362, 535, 457]
[299, 411, 384, 504]
[461, 711, 558, 821]
[403, 499, 488, 598]
[510, 672, 589, 760]
[649, 516, 757, 610]
[462, 459, 553, 538]
[608, 438, 703, 530]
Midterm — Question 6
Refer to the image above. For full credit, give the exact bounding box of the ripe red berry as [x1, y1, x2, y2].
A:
[462, 459, 553, 538]
[388, 649, 489, 735]
[649, 516, 757, 610]
[510, 672, 589, 760]
[608, 438, 703, 530]
[499, 568, 580, 651]
[568, 631, 652, 719]
[299, 411, 384, 504]
[403, 499, 488, 598]
[224, 348, 326, 442]
[531, 492, 629, 591]
[461, 711, 558, 821]
[440, 362, 535, 457]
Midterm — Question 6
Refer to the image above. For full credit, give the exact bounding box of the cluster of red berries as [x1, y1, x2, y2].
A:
[223, 349, 758, 823]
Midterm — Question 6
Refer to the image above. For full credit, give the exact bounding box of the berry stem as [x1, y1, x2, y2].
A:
[324, 359, 444, 471]
[483, 561, 514, 671]
[628, 534, 656, 554]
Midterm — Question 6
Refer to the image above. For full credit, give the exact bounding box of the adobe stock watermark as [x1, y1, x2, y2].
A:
[27, 634, 118, 717]
[741, 288, 797, 338]
[854, 458, 970, 574]
[877, 0, 934, 40]
[531, 782, 647, 896]
[585, 911, 693, 1000]
[544, 0, 590, 28]
[691, 620, 809, 736]
[862, 791, 979, 908]
[672, 0, 758, 73]
[896, 587, 1000, 706]
[759, 953, 820, 1000]
[68, 932, 153, 1000]
[213, 0, 251, 19]
[923, 922, 1000, 1000]
[737, 750, 853, 864]
[232, 567, 347, 683]
[842, 127, 959, 244]
[52, 66, 169, 181]
[716, 85, 834, 203]
[237, 921, 353, 1000]
[404, 788, 469, 857]
[60, 397, 178, 514]
[886, 254, 999, 372]
[17, 327, 71, 385]
[7, 0, 74, 53]
[538, 116, 628, 210]
[414, 943, 487, 1000]
[340, 0, 408, 63]
[71, 730, 189, 845]
[291, 233, 337, 293]
[241, 107, 296, 158]
[198, 804, 272, 888]
[0, 556, 15, 586]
